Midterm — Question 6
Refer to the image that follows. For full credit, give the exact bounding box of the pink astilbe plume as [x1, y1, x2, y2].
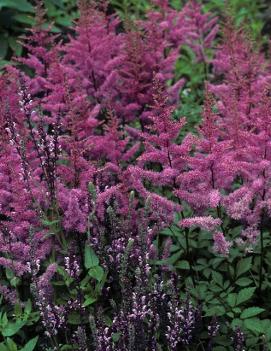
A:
[175, 91, 235, 212]
[203, 22, 271, 246]
[181, 0, 219, 63]
[128, 79, 193, 225]
[180, 216, 222, 232]
[213, 231, 232, 255]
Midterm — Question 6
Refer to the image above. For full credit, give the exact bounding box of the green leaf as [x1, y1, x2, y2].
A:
[5, 268, 14, 280]
[244, 318, 265, 334]
[13, 14, 35, 26]
[235, 277, 253, 287]
[0, 0, 34, 12]
[41, 219, 59, 227]
[240, 307, 265, 319]
[83, 296, 96, 307]
[24, 300, 32, 316]
[8, 37, 22, 56]
[84, 245, 99, 269]
[236, 257, 252, 277]
[175, 260, 190, 270]
[0, 342, 9, 351]
[212, 271, 224, 287]
[0, 60, 9, 70]
[20, 337, 38, 351]
[236, 287, 256, 306]
[88, 266, 104, 282]
[205, 305, 226, 317]
[6, 338, 17, 351]
[2, 321, 25, 337]
[154, 250, 182, 266]
[227, 293, 237, 308]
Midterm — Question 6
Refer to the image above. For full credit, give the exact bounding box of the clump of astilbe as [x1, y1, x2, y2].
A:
[181, 0, 219, 64]
[115, 19, 181, 126]
[208, 23, 271, 248]
[210, 20, 270, 143]
[176, 90, 234, 211]
[128, 78, 194, 226]
[146, 0, 218, 63]
[60, 1, 123, 121]
[175, 90, 236, 251]
[17, 1, 59, 97]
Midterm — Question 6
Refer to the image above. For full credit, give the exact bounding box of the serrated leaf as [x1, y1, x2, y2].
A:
[84, 245, 99, 269]
[205, 305, 225, 317]
[227, 293, 237, 308]
[240, 307, 265, 319]
[236, 257, 252, 277]
[212, 271, 224, 287]
[244, 318, 265, 334]
[236, 287, 256, 305]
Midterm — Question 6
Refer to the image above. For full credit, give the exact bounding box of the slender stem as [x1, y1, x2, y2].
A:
[181, 211, 195, 286]
[259, 226, 264, 292]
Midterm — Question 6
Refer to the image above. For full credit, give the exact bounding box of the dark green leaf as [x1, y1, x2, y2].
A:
[236, 287, 256, 306]
[6, 338, 17, 351]
[0, 0, 34, 12]
[84, 245, 99, 269]
[88, 266, 104, 282]
[175, 260, 190, 270]
[83, 296, 96, 307]
[235, 277, 253, 287]
[212, 271, 224, 287]
[227, 293, 237, 308]
[244, 318, 265, 334]
[236, 257, 252, 277]
[2, 321, 25, 337]
[240, 307, 265, 319]
[20, 336, 38, 351]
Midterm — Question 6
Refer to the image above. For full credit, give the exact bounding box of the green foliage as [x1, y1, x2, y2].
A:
[158, 214, 271, 349]
[202, 0, 266, 40]
[0, 0, 78, 62]
[109, 0, 150, 19]
[0, 302, 39, 351]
